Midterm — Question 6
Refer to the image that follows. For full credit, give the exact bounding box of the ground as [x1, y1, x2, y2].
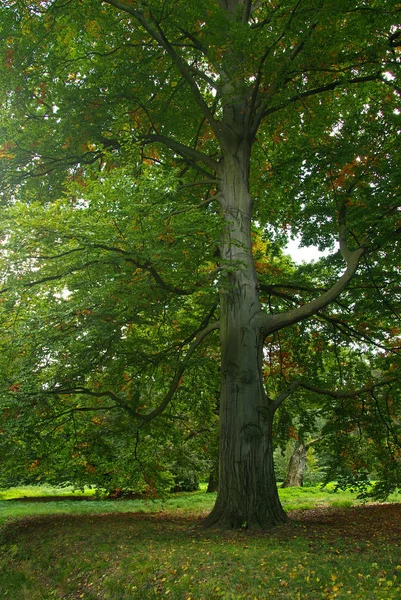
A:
[1, 502, 401, 599]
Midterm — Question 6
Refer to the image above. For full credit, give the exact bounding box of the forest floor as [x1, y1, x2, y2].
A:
[1, 489, 401, 599]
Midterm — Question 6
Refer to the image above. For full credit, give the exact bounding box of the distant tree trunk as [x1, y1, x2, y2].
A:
[207, 466, 219, 493]
[281, 442, 308, 487]
[281, 438, 321, 488]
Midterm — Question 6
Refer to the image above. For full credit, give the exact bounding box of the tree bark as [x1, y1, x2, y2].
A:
[207, 467, 219, 493]
[281, 442, 308, 488]
[204, 135, 287, 529]
[281, 436, 322, 487]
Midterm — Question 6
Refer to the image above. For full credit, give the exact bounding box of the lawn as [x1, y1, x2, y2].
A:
[1, 485, 401, 599]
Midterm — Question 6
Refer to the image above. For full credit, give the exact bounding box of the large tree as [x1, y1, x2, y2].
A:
[0, 0, 400, 528]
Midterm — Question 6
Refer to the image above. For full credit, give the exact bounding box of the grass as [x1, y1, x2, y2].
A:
[1, 485, 401, 599]
[0, 483, 98, 501]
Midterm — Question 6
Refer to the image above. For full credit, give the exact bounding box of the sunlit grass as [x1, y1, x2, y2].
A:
[0, 484, 97, 501]
[1, 483, 400, 527]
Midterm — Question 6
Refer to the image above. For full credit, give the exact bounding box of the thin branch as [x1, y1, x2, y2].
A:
[258, 283, 300, 305]
[29, 247, 86, 260]
[262, 72, 381, 119]
[316, 312, 395, 353]
[142, 320, 220, 422]
[304, 436, 323, 449]
[170, 193, 221, 216]
[176, 179, 218, 192]
[174, 303, 218, 350]
[47, 321, 220, 424]
[50, 387, 142, 419]
[89, 243, 195, 296]
[362, 254, 401, 320]
[177, 27, 208, 55]
[23, 260, 102, 288]
[43, 404, 118, 425]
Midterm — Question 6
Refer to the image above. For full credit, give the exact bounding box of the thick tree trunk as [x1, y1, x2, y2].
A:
[204, 139, 287, 529]
[281, 442, 308, 488]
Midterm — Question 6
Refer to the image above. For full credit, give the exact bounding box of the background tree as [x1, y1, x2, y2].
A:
[0, 0, 400, 529]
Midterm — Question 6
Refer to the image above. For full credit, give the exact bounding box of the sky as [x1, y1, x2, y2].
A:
[285, 237, 331, 264]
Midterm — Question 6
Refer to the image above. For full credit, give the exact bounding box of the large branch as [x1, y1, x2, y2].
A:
[143, 133, 219, 172]
[262, 246, 364, 335]
[271, 377, 399, 412]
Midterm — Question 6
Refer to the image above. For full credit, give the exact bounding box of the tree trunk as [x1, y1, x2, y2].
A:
[281, 442, 308, 488]
[207, 466, 219, 493]
[204, 137, 287, 529]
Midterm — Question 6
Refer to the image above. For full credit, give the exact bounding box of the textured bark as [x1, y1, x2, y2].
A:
[207, 468, 219, 493]
[204, 131, 287, 529]
[281, 442, 308, 488]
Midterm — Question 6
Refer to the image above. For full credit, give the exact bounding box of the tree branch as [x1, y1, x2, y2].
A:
[262, 246, 364, 335]
[258, 283, 300, 305]
[90, 243, 207, 296]
[271, 377, 400, 412]
[143, 133, 219, 172]
[142, 320, 220, 423]
[102, 0, 222, 140]
[262, 73, 381, 119]
[316, 312, 396, 353]
[170, 193, 221, 216]
[23, 260, 102, 288]
[50, 387, 143, 420]
[43, 404, 118, 425]
[48, 321, 220, 424]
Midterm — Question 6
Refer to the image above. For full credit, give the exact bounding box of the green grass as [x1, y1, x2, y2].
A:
[0, 483, 98, 501]
[1, 483, 400, 526]
[1, 485, 401, 599]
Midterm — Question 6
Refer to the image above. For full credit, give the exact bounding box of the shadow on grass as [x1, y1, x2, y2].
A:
[2, 503, 401, 543]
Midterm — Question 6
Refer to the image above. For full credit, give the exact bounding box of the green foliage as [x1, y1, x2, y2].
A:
[0, 153, 220, 493]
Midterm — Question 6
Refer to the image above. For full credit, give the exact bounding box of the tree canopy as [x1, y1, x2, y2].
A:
[0, 0, 400, 528]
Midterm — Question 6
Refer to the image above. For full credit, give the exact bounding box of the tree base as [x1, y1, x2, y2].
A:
[202, 498, 289, 530]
